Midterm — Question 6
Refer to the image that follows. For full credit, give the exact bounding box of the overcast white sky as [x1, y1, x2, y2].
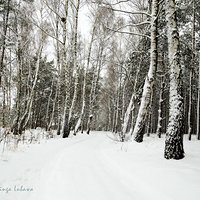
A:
[79, 3, 92, 39]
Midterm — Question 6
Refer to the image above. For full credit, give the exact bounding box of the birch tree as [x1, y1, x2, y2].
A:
[74, 16, 97, 133]
[62, 0, 81, 138]
[188, 0, 195, 140]
[86, 6, 114, 134]
[121, 55, 141, 140]
[0, 0, 11, 87]
[134, 0, 158, 142]
[156, 76, 165, 138]
[197, 46, 200, 140]
[164, 0, 184, 160]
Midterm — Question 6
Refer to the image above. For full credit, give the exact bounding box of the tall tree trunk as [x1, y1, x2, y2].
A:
[1, 0, 11, 127]
[11, 19, 23, 135]
[54, 15, 62, 135]
[197, 51, 200, 140]
[0, 0, 11, 86]
[45, 78, 54, 130]
[67, 0, 80, 123]
[74, 66, 87, 134]
[108, 99, 112, 131]
[121, 58, 141, 139]
[164, 0, 184, 160]
[114, 87, 120, 133]
[74, 17, 97, 134]
[134, 0, 158, 142]
[146, 90, 154, 136]
[62, 0, 80, 138]
[61, 0, 70, 138]
[2, 84, 6, 127]
[47, 79, 59, 131]
[74, 21, 96, 133]
[188, 0, 195, 141]
[20, 44, 43, 132]
[86, 45, 103, 134]
[188, 70, 192, 140]
[156, 77, 165, 138]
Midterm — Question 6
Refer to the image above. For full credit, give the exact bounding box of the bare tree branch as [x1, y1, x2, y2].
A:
[105, 26, 150, 39]
[102, 0, 130, 6]
[107, 7, 151, 17]
[43, 0, 62, 20]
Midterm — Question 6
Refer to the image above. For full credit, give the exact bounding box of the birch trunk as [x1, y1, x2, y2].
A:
[86, 45, 103, 134]
[188, 70, 192, 140]
[122, 58, 141, 139]
[121, 88, 136, 139]
[121, 80, 126, 122]
[188, 0, 195, 140]
[2, 84, 6, 127]
[129, 104, 135, 135]
[197, 51, 200, 140]
[47, 78, 59, 131]
[74, 66, 87, 133]
[156, 77, 165, 138]
[108, 99, 112, 131]
[147, 90, 154, 136]
[134, 0, 158, 142]
[1, 0, 11, 126]
[114, 88, 120, 133]
[55, 15, 62, 135]
[164, 0, 184, 159]
[74, 20, 96, 133]
[12, 22, 23, 135]
[47, 87, 58, 131]
[67, 0, 80, 124]
[61, 0, 71, 138]
[20, 44, 43, 132]
[0, 0, 11, 86]
[45, 78, 54, 130]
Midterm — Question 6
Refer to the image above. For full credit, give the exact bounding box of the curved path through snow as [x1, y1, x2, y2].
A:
[29, 133, 170, 200]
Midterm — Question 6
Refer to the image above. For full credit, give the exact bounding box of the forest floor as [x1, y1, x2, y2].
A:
[0, 131, 200, 200]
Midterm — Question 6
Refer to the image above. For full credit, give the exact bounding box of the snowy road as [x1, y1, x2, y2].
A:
[1, 132, 200, 200]
[29, 134, 169, 200]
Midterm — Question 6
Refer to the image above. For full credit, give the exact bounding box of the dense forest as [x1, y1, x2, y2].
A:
[1, 0, 200, 160]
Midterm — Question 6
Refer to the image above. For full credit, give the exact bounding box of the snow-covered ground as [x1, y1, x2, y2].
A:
[0, 131, 200, 200]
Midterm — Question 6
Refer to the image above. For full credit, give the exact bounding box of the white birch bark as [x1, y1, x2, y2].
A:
[61, 0, 71, 137]
[74, 19, 96, 133]
[197, 51, 200, 140]
[188, 0, 195, 140]
[114, 85, 120, 133]
[45, 78, 54, 130]
[188, 70, 192, 139]
[164, 0, 184, 159]
[134, 0, 158, 142]
[86, 45, 103, 134]
[12, 18, 23, 135]
[74, 65, 87, 133]
[0, 0, 11, 86]
[47, 80, 59, 131]
[67, 0, 81, 126]
[21, 44, 43, 130]
[156, 77, 165, 137]
[121, 58, 141, 138]
[55, 14, 62, 135]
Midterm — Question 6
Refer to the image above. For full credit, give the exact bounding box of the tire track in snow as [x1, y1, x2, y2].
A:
[29, 133, 169, 200]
